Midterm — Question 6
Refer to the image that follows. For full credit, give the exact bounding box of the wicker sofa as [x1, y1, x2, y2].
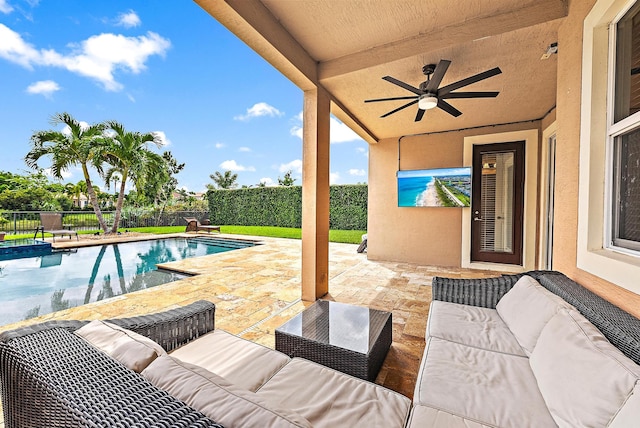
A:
[0, 300, 411, 428]
[408, 271, 640, 427]
[2, 271, 640, 427]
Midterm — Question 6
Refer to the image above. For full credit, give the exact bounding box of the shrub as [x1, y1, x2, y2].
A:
[207, 184, 367, 230]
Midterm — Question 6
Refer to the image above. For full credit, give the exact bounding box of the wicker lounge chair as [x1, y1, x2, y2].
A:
[184, 217, 221, 234]
[35, 212, 78, 242]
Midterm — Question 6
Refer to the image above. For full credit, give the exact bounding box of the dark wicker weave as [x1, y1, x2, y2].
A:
[0, 300, 222, 428]
[275, 300, 392, 381]
[432, 271, 640, 366]
[106, 300, 216, 352]
[432, 274, 522, 309]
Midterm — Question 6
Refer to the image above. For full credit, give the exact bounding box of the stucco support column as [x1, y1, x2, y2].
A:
[301, 87, 331, 301]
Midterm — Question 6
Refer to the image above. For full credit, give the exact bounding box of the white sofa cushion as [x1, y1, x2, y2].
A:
[74, 320, 165, 373]
[414, 337, 556, 428]
[142, 355, 311, 427]
[530, 308, 640, 428]
[256, 357, 411, 428]
[609, 381, 640, 428]
[427, 300, 526, 356]
[170, 329, 290, 392]
[406, 405, 496, 428]
[496, 275, 573, 354]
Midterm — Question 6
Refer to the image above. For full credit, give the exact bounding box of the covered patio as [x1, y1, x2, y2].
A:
[193, 0, 640, 316]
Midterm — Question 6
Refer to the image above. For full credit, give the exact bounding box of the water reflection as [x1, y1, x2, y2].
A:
[0, 238, 237, 326]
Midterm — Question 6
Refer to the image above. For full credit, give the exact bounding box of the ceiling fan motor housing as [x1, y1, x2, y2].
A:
[422, 64, 436, 75]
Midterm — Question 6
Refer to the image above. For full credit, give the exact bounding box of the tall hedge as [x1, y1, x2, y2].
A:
[207, 184, 367, 230]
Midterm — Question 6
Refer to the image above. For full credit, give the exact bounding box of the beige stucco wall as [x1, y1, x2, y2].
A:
[368, 0, 640, 316]
[553, 0, 640, 316]
[368, 122, 541, 267]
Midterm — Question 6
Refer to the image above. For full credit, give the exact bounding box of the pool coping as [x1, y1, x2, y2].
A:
[49, 232, 264, 250]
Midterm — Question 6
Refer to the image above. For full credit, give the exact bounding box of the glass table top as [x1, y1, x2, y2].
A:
[276, 300, 391, 354]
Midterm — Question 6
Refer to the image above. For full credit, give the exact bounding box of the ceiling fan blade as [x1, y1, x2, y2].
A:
[437, 99, 462, 117]
[381, 99, 419, 118]
[382, 76, 423, 95]
[425, 59, 451, 92]
[438, 67, 502, 96]
[414, 108, 426, 122]
[441, 91, 499, 99]
[365, 95, 418, 103]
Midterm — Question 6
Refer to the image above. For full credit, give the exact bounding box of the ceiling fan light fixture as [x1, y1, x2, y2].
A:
[418, 94, 438, 110]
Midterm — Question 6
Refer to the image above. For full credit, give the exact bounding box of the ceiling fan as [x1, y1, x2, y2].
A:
[364, 60, 502, 122]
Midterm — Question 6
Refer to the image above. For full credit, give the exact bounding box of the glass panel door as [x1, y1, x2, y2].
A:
[471, 141, 525, 265]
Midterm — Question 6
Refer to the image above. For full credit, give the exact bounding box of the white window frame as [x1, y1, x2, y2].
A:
[606, 1, 640, 255]
[578, 0, 640, 295]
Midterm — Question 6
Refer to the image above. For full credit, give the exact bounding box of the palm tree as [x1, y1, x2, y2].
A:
[25, 112, 109, 232]
[207, 170, 238, 190]
[278, 170, 297, 186]
[64, 180, 88, 208]
[102, 120, 164, 233]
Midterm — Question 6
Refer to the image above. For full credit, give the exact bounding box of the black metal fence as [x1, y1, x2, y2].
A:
[0, 210, 209, 235]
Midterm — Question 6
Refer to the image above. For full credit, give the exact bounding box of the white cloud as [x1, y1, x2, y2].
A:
[220, 159, 255, 172]
[126, 93, 135, 102]
[348, 169, 366, 176]
[215, 142, 225, 149]
[0, 24, 170, 91]
[330, 172, 340, 184]
[260, 177, 275, 186]
[279, 159, 302, 174]
[289, 112, 364, 143]
[117, 10, 141, 28]
[330, 117, 362, 143]
[234, 102, 283, 121]
[290, 124, 303, 139]
[0, 0, 13, 14]
[152, 131, 170, 146]
[238, 146, 251, 152]
[26, 80, 60, 97]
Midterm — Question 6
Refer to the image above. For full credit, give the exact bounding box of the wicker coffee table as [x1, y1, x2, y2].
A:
[275, 300, 392, 381]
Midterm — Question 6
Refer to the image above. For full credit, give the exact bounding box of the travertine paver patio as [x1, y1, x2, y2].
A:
[0, 233, 500, 427]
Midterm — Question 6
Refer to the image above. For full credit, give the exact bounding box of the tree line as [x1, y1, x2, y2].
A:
[207, 169, 296, 190]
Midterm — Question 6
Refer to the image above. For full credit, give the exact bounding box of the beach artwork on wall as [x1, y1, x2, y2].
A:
[397, 167, 471, 207]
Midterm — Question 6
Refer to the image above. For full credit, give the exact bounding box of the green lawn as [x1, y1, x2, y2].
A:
[127, 225, 366, 244]
[3, 226, 366, 245]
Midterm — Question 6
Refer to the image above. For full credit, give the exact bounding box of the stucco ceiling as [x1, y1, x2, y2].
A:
[196, 0, 567, 142]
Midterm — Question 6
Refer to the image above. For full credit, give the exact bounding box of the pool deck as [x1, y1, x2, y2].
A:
[0, 232, 500, 426]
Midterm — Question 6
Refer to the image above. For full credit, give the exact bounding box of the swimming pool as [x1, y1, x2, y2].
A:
[0, 236, 257, 326]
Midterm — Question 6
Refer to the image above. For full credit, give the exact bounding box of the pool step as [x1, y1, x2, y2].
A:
[187, 236, 259, 250]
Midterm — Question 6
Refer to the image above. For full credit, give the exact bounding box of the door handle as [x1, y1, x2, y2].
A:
[473, 217, 484, 221]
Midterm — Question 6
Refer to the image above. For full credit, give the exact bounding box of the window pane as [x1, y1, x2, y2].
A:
[479, 152, 514, 253]
[615, 4, 640, 122]
[613, 128, 640, 249]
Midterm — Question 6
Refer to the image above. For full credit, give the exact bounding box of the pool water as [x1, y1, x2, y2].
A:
[0, 237, 256, 326]
[0, 238, 52, 261]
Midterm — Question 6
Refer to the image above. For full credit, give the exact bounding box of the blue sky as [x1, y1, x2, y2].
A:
[0, 0, 369, 192]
